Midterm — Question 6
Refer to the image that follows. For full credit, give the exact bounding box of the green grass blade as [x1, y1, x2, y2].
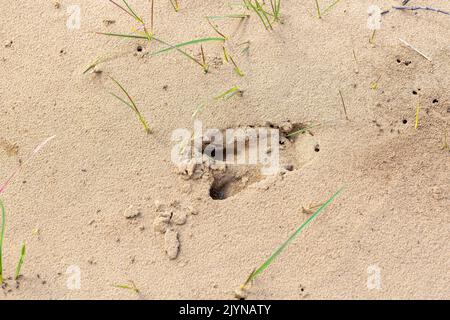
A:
[276, 0, 281, 17]
[214, 86, 240, 100]
[205, 14, 249, 20]
[121, 0, 143, 23]
[206, 18, 227, 39]
[109, 76, 151, 134]
[229, 55, 245, 77]
[109, 0, 137, 20]
[83, 56, 107, 74]
[97, 31, 221, 71]
[114, 280, 139, 293]
[246, 188, 343, 284]
[110, 93, 135, 110]
[286, 123, 322, 137]
[255, 0, 273, 29]
[314, 0, 322, 18]
[169, 0, 180, 12]
[149, 37, 225, 55]
[14, 243, 26, 280]
[96, 32, 148, 40]
[322, 0, 341, 15]
[245, 0, 269, 29]
[0, 200, 5, 284]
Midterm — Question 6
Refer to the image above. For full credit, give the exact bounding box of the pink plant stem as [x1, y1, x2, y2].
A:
[0, 136, 55, 194]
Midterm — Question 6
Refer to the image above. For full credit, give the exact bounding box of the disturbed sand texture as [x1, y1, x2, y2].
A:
[0, 0, 449, 299]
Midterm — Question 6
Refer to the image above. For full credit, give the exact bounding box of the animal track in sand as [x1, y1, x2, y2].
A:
[0, 138, 19, 157]
[153, 200, 197, 260]
[176, 121, 321, 200]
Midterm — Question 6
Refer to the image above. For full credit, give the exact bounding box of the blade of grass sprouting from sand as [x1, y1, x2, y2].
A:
[206, 18, 227, 39]
[109, 76, 151, 134]
[270, 0, 276, 17]
[97, 32, 222, 70]
[83, 60, 100, 74]
[83, 56, 108, 74]
[114, 280, 139, 293]
[214, 86, 241, 100]
[120, 0, 144, 23]
[286, 123, 322, 137]
[369, 30, 376, 44]
[205, 14, 249, 20]
[270, 0, 281, 21]
[109, 0, 140, 22]
[0, 200, 4, 284]
[169, 0, 180, 12]
[96, 32, 148, 40]
[149, 37, 225, 55]
[223, 46, 229, 62]
[109, 0, 135, 19]
[244, 188, 343, 286]
[14, 243, 25, 280]
[0, 136, 56, 195]
[255, 0, 273, 29]
[314, 0, 322, 18]
[276, 0, 281, 19]
[415, 104, 420, 130]
[110, 92, 135, 110]
[322, 0, 341, 15]
[200, 45, 209, 73]
[229, 55, 245, 77]
[150, 38, 208, 69]
[244, 0, 269, 29]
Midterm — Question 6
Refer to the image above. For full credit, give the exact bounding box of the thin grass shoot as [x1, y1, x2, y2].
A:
[205, 14, 249, 20]
[206, 18, 227, 39]
[214, 86, 242, 100]
[104, 1, 225, 71]
[14, 243, 26, 280]
[339, 90, 349, 120]
[229, 55, 245, 77]
[223, 46, 230, 63]
[240, 188, 343, 290]
[200, 45, 209, 73]
[114, 280, 140, 293]
[315, 0, 322, 18]
[270, 0, 281, 21]
[414, 104, 421, 130]
[322, 0, 341, 15]
[286, 123, 321, 138]
[109, 76, 151, 134]
[169, 0, 180, 12]
[243, 0, 272, 30]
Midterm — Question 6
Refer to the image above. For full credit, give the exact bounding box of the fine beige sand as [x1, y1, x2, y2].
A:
[0, 0, 449, 299]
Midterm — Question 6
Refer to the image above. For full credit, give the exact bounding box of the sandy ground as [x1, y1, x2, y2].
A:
[0, 0, 449, 299]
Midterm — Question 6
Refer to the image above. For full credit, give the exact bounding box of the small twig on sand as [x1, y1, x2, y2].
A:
[338, 90, 349, 120]
[392, 6, 450, 16]
[399, 38, 432, 62]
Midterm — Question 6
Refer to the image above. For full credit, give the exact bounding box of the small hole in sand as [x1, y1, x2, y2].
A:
[396, 59, 401, 63]
[210, 177, 232, 200]
[137, 45, 143, 52]
[314, 144, 320, 152]
[412, 90, 417, 95]
[432, 99, 438, 104]
[402, 119, 408, 124]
